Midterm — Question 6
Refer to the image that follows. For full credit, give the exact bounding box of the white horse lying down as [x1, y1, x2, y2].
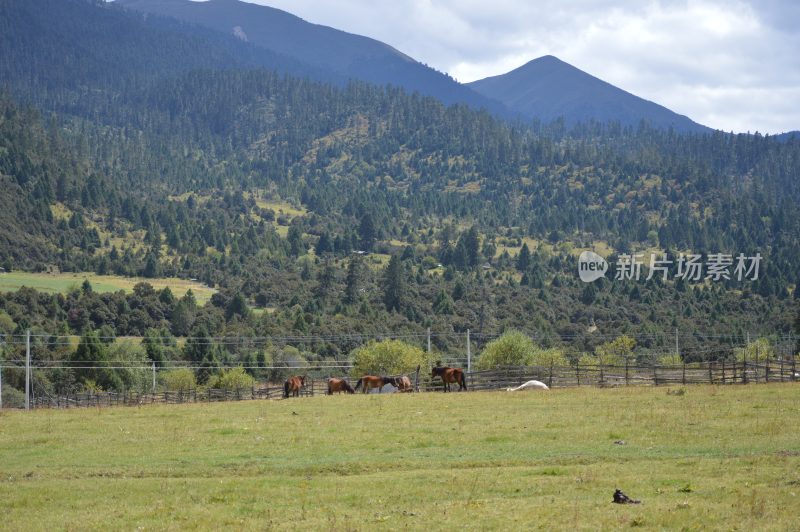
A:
[506, 380, 549, 391]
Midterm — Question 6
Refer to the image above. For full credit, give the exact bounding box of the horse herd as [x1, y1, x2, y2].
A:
[282, 366, 467, 398]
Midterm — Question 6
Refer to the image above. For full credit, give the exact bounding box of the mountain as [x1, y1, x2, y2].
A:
[0, 0, 340, 114]
[115, 0, 504, 113]
[775, 131, 800, 142]
[0, 0, 797, 365]
[469, 55, 710, 133]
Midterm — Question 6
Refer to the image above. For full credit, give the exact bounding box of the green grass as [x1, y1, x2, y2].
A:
[1, 384, 799, 530]
[0, 272, 216, 305]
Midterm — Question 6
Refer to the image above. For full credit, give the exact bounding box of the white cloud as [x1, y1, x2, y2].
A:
[244, 0, 800, 133]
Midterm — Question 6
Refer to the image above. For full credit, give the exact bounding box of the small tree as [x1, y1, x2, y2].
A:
[71, 330, 122, 391]
[351, 339, 429, 376]
[107, 341, 150, 393]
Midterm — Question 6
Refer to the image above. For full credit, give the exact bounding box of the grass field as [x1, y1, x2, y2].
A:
[0, 272, 216, 304]
[1, 384, 799, 530]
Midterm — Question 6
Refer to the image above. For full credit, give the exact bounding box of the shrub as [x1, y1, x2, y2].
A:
[161, 368, 196, 392]
[734, 338, 775, 363]
[1, 385, 26, 408]
[350, 339, 429, 376]
[208, 367, 255, 390]
[477, 329, 537, 369]
[529, 347, 569, 367]
[594, 335, 636, 366]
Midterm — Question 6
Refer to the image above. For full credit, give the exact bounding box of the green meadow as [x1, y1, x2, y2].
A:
[1, 384, 798, 530]
[0, 272, 216, 305]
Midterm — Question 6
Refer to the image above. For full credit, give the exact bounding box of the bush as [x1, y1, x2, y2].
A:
[1, 385, 26, 408]
[350, 339, 429, 376]
[477, 330, 537, 369]
[161, 368, 196, 392]
[208, 367, 255, 390]
[734, 338, 775, 363]
[529, 347, 569, 367]
[594, 335, 636, 366]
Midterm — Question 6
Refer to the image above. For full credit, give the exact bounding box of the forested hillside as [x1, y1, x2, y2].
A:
[0, 0, 798, 400]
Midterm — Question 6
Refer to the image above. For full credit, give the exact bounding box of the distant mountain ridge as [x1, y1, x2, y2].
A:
[775, 131, 800, 142]
[116, 0, 505, 114]
[469, 55, 711, 133]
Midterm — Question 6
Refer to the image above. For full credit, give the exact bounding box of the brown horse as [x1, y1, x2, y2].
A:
[431, 366, 467, 392]
[396, 375, 413, 392]
[283, 375, 306, 398]
[327, 377, 355, 395]
[353, 375, 398, 393]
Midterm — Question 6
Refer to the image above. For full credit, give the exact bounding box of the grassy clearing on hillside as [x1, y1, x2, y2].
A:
[0, 272, 216, 304]
[0, 384, 798, 530]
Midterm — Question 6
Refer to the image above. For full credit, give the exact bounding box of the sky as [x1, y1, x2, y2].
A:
[237, 0, 799, 134]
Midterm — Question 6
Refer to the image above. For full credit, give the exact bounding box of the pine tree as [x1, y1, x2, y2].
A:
[382, 254, 405, 312]
[358, 213, 376, 251]
[344, 256, 363, 304]
[517, 243, 531, 272]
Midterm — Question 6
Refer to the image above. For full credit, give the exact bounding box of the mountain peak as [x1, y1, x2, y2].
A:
[469, 56, 709, 132]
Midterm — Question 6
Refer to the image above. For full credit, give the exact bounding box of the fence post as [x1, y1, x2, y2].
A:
[743, 349, 748, 384]
[466, 329, 471, 374]
[25, 329, 31, 410]
[708, 361, 713, 384]
[721, 360, 726, 384]
[415, 365, 420, 392]
[575, 363, 580, 386]
[756, 343, 760, 382]
[765, 357, 770, 383]
[548, 359, 554, 389]
[682, 362, 686, 385]
[792, 355, 797, 382]
[652, 363, 658, 386]
[0, 361, 3, 410]
[427, 328, 431, 354]
[625, 357, 629, 386]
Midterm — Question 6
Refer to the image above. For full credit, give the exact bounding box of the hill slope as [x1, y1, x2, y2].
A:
[469, 55, 710, 132]
[0, 0, 797, 353]
[116, 0, 504, 112]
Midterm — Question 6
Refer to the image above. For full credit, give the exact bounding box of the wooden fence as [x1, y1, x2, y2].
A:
[449, 358, 798, 391]
[29, 358, 798, 409]
[31, 378, 330, 409]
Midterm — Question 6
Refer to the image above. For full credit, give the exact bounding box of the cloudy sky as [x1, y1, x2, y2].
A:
[241, 0, 799, 134]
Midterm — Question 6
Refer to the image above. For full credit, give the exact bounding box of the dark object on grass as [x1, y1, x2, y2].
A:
[613, 489, 641, 504]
